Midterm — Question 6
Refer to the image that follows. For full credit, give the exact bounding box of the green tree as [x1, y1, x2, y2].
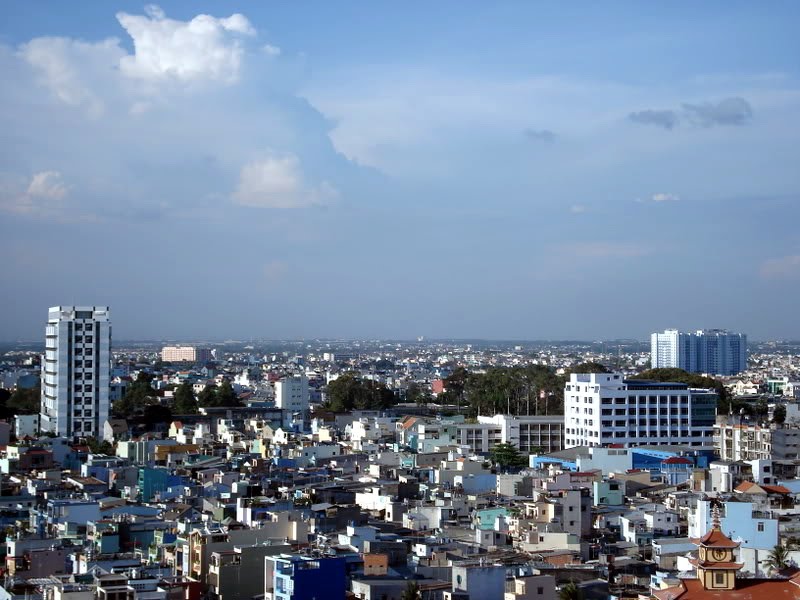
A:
[400, 581, 421, 600]
[174, 383, 198, 414]
[8, 386, 40, 414]
[326, 373, 397, 412]
[489, 442, 528, 470]
[559, 581, 584, 600]
[774, 404, 787, 425]
[765, 543, 791, 574]
[631, 368, 730, 412]
[566, 362, 610, 374]
[198, 384, 218, 407]
[85, 437, 114, 455]
[216, 380, 240, 407]
[406, 382, 431, 406]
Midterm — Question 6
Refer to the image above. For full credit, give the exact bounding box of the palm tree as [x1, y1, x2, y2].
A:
[765, 543, 791, 574]
[559, 580, 584, 600]
[401, 581, 421, 600]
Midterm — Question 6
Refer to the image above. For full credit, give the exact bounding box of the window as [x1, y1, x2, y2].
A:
[758, 522, 765, 532]
[714, 572, 725, 585]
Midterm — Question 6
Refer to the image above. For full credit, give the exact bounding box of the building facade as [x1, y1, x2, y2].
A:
[454, 415, 564, 454]
[650, 329, 747, 375]
[40, 306, 111, 438]
[564, 372, 717, 449]
[161, 346, 213, 363]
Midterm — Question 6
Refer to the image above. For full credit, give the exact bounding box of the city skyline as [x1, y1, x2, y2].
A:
[1, 3, 799, 340]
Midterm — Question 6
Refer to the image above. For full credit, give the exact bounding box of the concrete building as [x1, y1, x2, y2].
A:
[40, 306, 111, 437]
[454, 414, 563, 454]
[650, 328, 747, 375]
[274, 376, 309, 413]
[563, 373, 717, 449]
[161, 346, 213, 364]
[714, 416, 800, 462]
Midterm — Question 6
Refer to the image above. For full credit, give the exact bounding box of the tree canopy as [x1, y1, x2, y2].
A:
[489, 442, 528, 470]
[442, 365, 565, 417]
[630, 368, 730, 413]
[173, 383, 198, 414]
[325, 373, 397, 412]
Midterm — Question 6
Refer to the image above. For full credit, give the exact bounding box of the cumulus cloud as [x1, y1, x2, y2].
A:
[19, 37, 123, 116]
[760, 255, 800, 280]
[232, 154, 337, 209]
[628, 109, 678, 130]
[116, 5, 255, 83]
[524, 128, 556, 143]
[682, 97, 754, 127]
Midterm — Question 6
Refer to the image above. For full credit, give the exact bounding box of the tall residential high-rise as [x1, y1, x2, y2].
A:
[650, 329, 747, 376]
[40, 306, 111, 438]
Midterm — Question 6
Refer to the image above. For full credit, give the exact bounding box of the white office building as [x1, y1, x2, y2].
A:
[650, 329, 747, 375]
[563, 372, 717, 449]
[40, 306, 111, 438]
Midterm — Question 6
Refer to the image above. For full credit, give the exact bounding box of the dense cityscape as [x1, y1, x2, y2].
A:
[0, 307, 798, 599]
[3, 3, 799, 600]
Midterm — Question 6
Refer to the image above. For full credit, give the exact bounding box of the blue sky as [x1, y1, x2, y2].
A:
[1, 2, 799, 340]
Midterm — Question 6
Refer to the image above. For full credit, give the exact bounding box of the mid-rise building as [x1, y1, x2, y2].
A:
[274, 376, 309, 413]
[161, 345, 213, 363]
[714, 416, 800, 462]
[650, 329, 747, 375]
[40, 306, 111, 438]
[563, 372, 717, 449]
[455, 414, 564, 454]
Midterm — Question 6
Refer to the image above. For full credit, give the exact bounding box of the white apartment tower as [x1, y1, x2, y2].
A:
[564, 372, 718, 450]
[40, 306, 111, 437]
[650, 328, 747, 376]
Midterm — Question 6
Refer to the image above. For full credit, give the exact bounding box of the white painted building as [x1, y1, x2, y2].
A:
[40, 306, 111, 438]
[274, 375, 309, 412]
[563, 372, 717, 449]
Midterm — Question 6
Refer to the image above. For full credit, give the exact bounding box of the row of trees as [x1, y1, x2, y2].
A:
[325, 373, 398, 412]
[112, 372, 240, 417]
[439, 363, 608, 417]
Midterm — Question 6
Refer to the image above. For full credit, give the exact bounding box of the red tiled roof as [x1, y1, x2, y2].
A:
[695, 560, 744, 569]
[653, 578, 800, 599]
[693, 527, 740, 549]
[663, 456, 693, 464]
[763, 484, 792, 495]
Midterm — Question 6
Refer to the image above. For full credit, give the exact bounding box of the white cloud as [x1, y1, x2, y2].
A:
[116, 5, 255, 84]
[1, 171, 71, 218]
[262, 44, 281, 57]
[27, 171, 67, 200]
[232, 154, 337, 209]
[760, 255, 800, 280]
[19, 37, 123, 116]
[569, 204, 588, 214]
[652, 192, 679, 202]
